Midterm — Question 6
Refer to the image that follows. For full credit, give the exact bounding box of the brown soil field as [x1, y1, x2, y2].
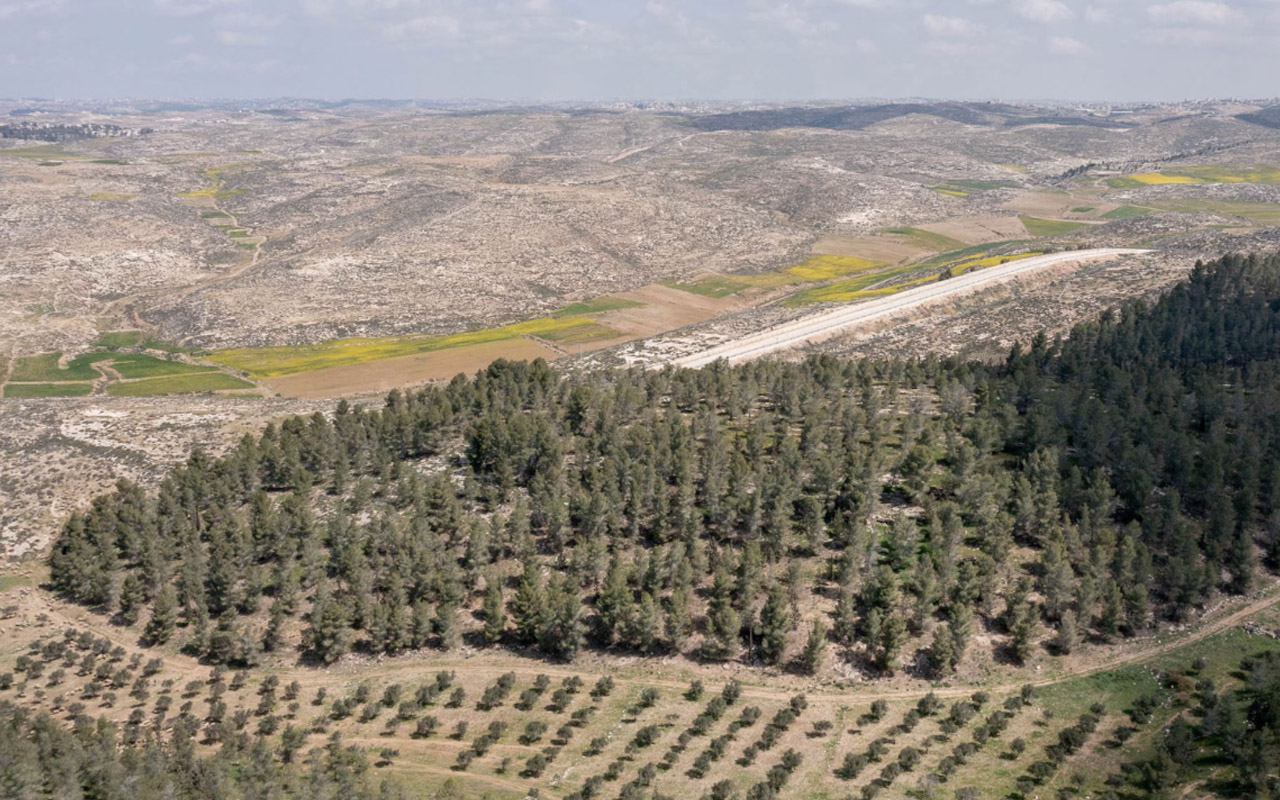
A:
[265, 337, 561, 399]
[917, 215, 1033, 244]
[1001, 191, 1090, 218]
[810, 234, 928, 264]
[605, 283, 748, 335]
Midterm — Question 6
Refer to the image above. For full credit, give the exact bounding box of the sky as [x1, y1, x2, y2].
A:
[1, 0, 1278, 102]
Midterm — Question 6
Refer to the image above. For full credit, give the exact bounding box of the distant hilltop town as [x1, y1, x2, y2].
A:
[0, 120, 152, 142]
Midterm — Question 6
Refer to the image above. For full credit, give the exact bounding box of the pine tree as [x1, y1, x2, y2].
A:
[876, 614, 906, 673]
[664, 587, 692, 651]
[510, 562, 545, 646]
[800, 620, 827, 674]
[702, 569, 740, 661]
[1054, 609, 1079, 655]
[758, 584, 791, 665]
[432, 600, 458, 650]
[948, 602, 973, 664]
[927, 624, 955, 677]
[118, 573, 147, 626]
[305, 586, 350, 664]
[626, 592, 661, 654]
[538, 577, 584, 660]
[832, 586, 858, 646]
[144, 585, 177, 645]
[482, 581, 506, 645]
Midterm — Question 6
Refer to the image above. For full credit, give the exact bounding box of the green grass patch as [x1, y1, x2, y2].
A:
[95, 330, 145, 348]
[9, 352, 110, 382]
[1149, 198, 1280, 225]
[141, 337, 194, 355]
[200, 211, 231, 219]
[4, 382, 94, 398]
[1101, 205, 1151, 220]
[1107, 164, 1280, 188]
[107, 354, 216, 380]
[943, 179, 1021, 191]
[106, 373, 255, 396]
[90, 159, 127, 165]
[659, 276, 750, 298]
[883, 226, 968, 252]
[210, 315, 620, 378]
[553, 297, 645, 317]
[227, 230, 250, 238]
[786, 245, 1040, 305]
[0, 574, 32, 593]
[1019, 216, 1089, 236]
[932, 187, 969, 197]
[1072, 206, 1095, 213]
[0, 143, 85, 160]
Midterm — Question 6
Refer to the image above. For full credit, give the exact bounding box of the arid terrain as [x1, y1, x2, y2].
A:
[5, 98, 1280, 800]
[6, 99, 1280, 560]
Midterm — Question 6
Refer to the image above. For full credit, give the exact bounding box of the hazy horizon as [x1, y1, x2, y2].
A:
[1, 1, 1276, 103]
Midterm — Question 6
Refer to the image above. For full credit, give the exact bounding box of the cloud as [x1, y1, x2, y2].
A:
[215, 11, 284, 29]
[216, 29, 270, 46]
[1015, 0, 1074, 23]
[384, 14, 462, 40]
[754, 4, 837, 37]
[0, 0, 63, 20]
[1146, 1, 1242, 26]
[1083, 5, 1111, 23]
[153, 0, 244, 16]
[923, 13, 982, 37]
[1048, 35, 1088, 54]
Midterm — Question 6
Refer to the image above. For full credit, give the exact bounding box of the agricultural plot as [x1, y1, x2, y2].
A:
[883, 227, 969, 252]
[1100, 205, 1150, 220]
[0, 587, 1273, 800]
[209, 315, 622, 378]
[94, 330, 145, 348]
[1018, 216, 1089, 236]
[8, 352, 110, 382]
[104, 372, 256, 396]
[1150, 198, 1280, 225]
[3, 382, 94, 398]
[1105, 164, 1280, 188]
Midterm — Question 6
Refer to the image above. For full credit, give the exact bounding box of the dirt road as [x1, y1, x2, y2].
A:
[670, 248, 1152, 368]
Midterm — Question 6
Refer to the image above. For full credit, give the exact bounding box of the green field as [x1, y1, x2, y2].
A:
[0, 143, 87, 160]
[942, 179, 1020, 191]
[1100, 205, 1151, 220]
[107, 354, 217, 380]
[8, 352, 109, 382]
[553, 297, 645, 317]
[3, 382, 94, 398]
[95, 330, 145, 348]
[660, 275, 751, 298]
[210, 315, 621, 378]
[660, 255, 885, 300]
[1019, 216, 1089, 236]
[1106, 164, 1280, 188]
[105, 373, 255, 396]
[1071, 206, 1095, 213]
[884, 226, 969, 252]
[1151, 198, 1280, 225]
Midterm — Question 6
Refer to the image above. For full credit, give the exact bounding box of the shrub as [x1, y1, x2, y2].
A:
[591, 676, 614, 699]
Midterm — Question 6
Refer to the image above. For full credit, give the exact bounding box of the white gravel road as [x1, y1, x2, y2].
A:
[669, 248, 1152, 368]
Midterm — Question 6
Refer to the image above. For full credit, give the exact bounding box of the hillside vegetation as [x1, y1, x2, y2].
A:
[33, 252, 1280, 798]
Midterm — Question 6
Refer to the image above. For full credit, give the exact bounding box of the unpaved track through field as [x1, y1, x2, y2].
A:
[12, 577, 1276, 708]
[670, 248, 1152, 369]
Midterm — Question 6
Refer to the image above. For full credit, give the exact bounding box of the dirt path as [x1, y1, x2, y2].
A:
[103, 193, 266, 336]
[8, 576, 1276, 710]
